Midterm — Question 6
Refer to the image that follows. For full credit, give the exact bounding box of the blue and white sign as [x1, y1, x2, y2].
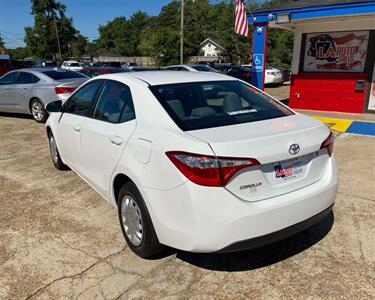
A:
[253, 54, 264, 72]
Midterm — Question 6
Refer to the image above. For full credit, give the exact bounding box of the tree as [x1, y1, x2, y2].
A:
[70, 34, 87, 58]
[24, 0, 79, 60]
[96, 11, 150, 56]
[0, 34, 5, 49]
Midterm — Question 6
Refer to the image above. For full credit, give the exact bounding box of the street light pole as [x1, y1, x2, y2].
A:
[180, 0, 184, 64]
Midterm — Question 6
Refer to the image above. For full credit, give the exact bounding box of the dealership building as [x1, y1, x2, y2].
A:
[250, 0, 375, 114]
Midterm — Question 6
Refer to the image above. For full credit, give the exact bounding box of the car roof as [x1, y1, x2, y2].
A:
[95, 71, 235, 86]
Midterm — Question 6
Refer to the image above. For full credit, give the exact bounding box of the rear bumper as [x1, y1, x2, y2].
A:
[142, 156, 338, 253]
[218, 204, 333, 253]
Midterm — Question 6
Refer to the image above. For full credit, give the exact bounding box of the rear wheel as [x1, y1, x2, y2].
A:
[118, 182, 164, 258]
[30, 99, 48, 123]
[48, 132, 69, 170]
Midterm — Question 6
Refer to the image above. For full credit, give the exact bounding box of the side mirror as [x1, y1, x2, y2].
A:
[46, 100, 62, 113]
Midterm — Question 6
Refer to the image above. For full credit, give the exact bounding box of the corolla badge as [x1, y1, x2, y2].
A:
[289, 144, 300, 155]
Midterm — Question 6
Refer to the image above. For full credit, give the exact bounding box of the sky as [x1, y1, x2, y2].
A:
[0, 0, 173, 48]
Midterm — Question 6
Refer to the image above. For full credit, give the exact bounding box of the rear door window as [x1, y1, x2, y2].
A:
[150, 80, 293, 131]
[14, 72, 39, 84]
[93, 80, 135, 123]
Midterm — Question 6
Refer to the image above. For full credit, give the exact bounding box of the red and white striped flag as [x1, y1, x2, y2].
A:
[235, 0, 249, 37]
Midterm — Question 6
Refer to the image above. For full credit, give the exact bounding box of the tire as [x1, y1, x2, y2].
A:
[118, 182, 164, 258]
[48, 131, 69, 170]
[30, 98, 48, 123]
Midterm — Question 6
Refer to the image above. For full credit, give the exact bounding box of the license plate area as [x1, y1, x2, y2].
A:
[273, 157, 304, 184]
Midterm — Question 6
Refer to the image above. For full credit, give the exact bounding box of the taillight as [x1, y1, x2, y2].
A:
[166, 151, 259, 187]
[55, 87, 76, 94]
[320, 132, 334, 156]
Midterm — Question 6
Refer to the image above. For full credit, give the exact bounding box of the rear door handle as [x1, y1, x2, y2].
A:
[109, 135, 123, 146]
[73, 124, 81, 132]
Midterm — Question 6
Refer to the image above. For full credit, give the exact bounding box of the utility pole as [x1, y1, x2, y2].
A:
[53, 13, 62, 63]
[180, 0, 184, 64]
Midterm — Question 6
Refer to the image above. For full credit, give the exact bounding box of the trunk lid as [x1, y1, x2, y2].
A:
[187, 114, 331, 202]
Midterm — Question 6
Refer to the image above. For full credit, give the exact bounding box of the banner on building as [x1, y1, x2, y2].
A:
[304, 31, 369, 72]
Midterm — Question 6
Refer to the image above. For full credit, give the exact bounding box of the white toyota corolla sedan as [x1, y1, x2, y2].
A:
[45, 71, 338, 258]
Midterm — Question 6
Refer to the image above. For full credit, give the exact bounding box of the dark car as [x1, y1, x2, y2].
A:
[79, 67, 130, 78]
[213, 65, 252, 83]
[131, 67, 163, 72]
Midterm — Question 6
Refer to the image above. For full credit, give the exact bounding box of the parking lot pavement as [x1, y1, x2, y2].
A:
[0, 114, 374, 300]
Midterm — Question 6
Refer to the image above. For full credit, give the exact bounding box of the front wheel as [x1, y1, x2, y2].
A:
[118, 182, 164, 258]
[48, 132, 69, 170]
[30, 99, 48, 123]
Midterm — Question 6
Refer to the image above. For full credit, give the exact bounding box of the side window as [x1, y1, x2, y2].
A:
[93, 80, 135, 123]
[0, 72, 18, 85]
[14, 72, 38, 84]
[65, 81, 102, 116]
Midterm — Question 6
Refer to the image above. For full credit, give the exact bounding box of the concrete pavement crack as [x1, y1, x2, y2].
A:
[337, 192, 375, 203]
[23, 246, 127, 300]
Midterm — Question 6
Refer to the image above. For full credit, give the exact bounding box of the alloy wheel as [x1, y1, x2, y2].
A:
[31, 101, 45, 121]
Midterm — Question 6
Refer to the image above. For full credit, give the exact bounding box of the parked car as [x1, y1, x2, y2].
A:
[80, 67, 130, 78]
[45, 71, 337, 258]
[214, 65, 252, 83]
[241, 65, 284, 85]
[164, 64, 219, 73]
[130, 67, 162, 72]
[270, 65, 291, 82]
[121, 62, 138, 69]
[34, 59, 58, 68]
[61, 60, 83, 71]
[0, 68, 88, 122]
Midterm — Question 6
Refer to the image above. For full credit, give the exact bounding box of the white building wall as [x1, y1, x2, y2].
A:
[291, 14, 375, 74]
[201, 43, 221, 57]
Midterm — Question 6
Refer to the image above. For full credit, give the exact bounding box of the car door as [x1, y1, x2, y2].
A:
[80, 80, 136, 199]
[0, 72, 19, 113]
[12, 72, 40, 113]
[56, 80, 103, 175]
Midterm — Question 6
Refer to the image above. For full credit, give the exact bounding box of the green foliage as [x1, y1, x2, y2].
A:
[0, 34, 5, 49]
[8, 47, 32, 59]
[24, 0, 81, 60]
[267, 28, 294, 65]
[18, 0, 293, 66]
[96, 11, 150, 56]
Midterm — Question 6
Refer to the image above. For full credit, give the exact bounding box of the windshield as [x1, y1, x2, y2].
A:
[150, 81, 293, 131]
[42, 70, 86, 80]
[68, 63, 81, 67]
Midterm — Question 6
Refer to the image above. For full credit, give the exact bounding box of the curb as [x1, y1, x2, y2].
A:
[313, 116, 375, 137]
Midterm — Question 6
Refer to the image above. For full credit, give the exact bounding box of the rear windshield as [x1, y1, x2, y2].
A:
[42, 70, 86, 80]
[150, 80, 293, 131]
[68, 63, 81, 67]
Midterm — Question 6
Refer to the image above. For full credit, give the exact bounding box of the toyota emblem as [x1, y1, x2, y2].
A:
[289, 144, 300, 155]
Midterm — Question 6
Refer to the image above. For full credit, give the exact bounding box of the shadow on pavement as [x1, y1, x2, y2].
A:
[0, 112, 33, 120]
[176, 211, 334, 272]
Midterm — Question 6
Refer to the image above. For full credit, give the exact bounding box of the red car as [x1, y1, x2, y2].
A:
[79, 67, 130, 78]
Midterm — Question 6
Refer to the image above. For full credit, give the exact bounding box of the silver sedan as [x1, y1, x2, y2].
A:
[0, 68, 88, 122]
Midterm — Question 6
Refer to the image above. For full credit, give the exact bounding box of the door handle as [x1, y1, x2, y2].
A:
[109, 135, 123, 146]
[73, 124, 81, 132]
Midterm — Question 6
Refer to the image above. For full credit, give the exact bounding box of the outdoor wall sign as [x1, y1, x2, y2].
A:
[303, 31, 369, 72]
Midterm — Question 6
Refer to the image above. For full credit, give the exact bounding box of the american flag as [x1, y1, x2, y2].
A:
[235, 0, 249, 37]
